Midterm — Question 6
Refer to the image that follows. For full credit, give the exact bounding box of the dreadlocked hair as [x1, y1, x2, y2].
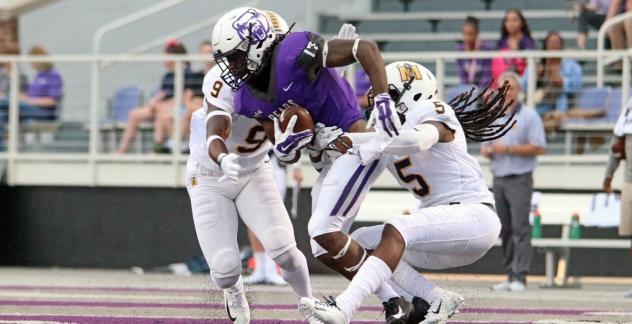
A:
[448, 80, 517, 142]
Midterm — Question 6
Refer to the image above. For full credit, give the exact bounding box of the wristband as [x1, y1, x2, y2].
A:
[206, 135, 224, 148]
[216, 153, 227, 166]
[351, 39, 361, 61]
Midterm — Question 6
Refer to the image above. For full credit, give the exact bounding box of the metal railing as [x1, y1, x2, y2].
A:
[597, 10, 632, 87]
[0, 49, 629, 187]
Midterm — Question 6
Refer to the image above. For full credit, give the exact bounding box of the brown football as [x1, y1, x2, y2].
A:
[279, 105, 315, 133]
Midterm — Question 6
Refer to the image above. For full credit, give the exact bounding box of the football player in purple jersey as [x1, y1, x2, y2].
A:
[211, 7, 426, 323]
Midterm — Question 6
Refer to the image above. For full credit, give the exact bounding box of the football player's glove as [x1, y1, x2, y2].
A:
[273, 115, 313, 162]
[367, 92, 401, 137]
[218, 153, 241, 182]
[309, 123, 344, 151]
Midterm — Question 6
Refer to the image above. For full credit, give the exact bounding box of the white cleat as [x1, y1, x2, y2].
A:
[299, 297, 349, 324]
[265, 271, 288, 286]
[420, 289, 464, 324]
[508, 280, 527, 292]
[224, 278, 250, 324]
[490, 280, 511, 291]
[243, 271, 267, 285]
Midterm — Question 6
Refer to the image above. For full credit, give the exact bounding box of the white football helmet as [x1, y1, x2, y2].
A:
[264, 10, 289, 34]
[212, 7, 281, 90]
[384, 61, 438, 115]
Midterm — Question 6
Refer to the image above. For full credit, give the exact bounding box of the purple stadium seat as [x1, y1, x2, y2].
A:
[605, 88, 630, 122]
[574, 86, 611, 111]
[112, 86, 143, 123]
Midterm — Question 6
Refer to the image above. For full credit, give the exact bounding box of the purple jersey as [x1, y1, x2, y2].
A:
[234, 31, 363, 131]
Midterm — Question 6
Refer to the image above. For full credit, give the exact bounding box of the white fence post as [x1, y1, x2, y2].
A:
[7, 60, 19, 186]
[597, 11, 632, 87]
[526, 56, 536, 108]
[172, 61, 184, 187]
[623, 53, 630, 110]
[436, 58, 445, 99]
[89, 58, 100, 186]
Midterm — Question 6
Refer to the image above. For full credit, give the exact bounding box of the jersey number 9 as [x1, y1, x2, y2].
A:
[236, 125, 267, 153]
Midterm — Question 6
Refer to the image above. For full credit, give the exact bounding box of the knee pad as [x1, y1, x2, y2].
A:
[212, 274, 240, 289]
[261, 226, 296, 258]
[272, 247, 305, 272]
[307, 213, 339, 239]
[210, 248, 241, 282]
[350, 225, 384, 250]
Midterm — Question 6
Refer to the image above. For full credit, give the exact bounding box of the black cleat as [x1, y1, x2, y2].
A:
[408, 296, 431, 324]
[383, 297, 414, 324]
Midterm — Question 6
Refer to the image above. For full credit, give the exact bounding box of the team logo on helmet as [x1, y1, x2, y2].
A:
[397, 63, 422, 82]
[232, 9, 271, 43]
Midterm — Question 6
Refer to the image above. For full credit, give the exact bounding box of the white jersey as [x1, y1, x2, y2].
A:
[385, 99, 493, 208]
[188, 66, 272, 175]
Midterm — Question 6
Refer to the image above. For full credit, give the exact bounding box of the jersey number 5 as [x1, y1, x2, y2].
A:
[236, 125, 267, 153]
[394, 157, 430, 198]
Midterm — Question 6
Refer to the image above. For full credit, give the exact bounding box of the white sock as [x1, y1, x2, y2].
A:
[264, 253, 278, 277]
[391, 261, 441, 302]
[227, 275, 244, 293]
[253, 252, 266, 275]
[336, 256, 392, 319]
[274, 248, 313, 298]
[374, 282, 400, 302]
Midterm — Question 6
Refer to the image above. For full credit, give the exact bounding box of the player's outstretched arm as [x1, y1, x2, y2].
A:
[381, 121, 452, 155]
[325, 39, 387, 94]
[325, 39, 401, 137]
[206, 103, 240, 181]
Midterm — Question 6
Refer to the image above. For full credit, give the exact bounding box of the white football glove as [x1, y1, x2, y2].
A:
[333, 23, 358, 76]
[273, 115, 314, 162]
[337, 23, 358, 40]
[309, 123, 344, 151]
[218, 153, 241, 182]
[367, 92, 401, 137]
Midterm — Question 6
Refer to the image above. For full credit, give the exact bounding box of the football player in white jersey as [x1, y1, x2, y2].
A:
[299, 61, 516, 324]
[186, 11, 315, 324]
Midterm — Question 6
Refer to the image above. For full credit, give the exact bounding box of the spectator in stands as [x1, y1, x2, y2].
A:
[523, 31, 582, 124]
[576, 0, 612, 49]
[492, 9, 535, 82]
[456, 16, 493, 88]
[116, 40, 200, 154]
[482, 72, 546, 292]
[604, 96, 632, 298]
[0, 45, 63, 122]
[606, 0, 632, 51]
[177, 41, 209, 148]
[23, 46, 63, 121]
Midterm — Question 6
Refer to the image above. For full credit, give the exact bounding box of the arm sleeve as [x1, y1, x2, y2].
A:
[382, 124, 440, 155]
[605, 142, 621, 178]
[346, 132, 378, 146]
